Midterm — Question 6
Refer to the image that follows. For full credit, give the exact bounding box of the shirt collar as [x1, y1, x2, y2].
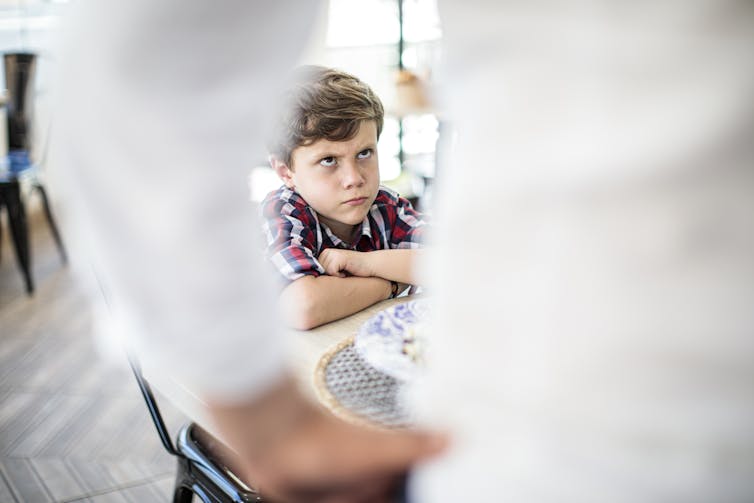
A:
[320, 211, 373, 248]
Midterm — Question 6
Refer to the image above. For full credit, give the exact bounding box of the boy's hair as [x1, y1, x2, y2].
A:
[268, 66, 384, 166]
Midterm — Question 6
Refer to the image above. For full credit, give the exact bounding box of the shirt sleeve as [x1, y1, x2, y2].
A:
[388, 194, 428, 249]
[53, 0, 320, 404]
[261, 191, 326, 282]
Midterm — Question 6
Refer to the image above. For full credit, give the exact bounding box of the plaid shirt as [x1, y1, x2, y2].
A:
[261, 186, 427, 282]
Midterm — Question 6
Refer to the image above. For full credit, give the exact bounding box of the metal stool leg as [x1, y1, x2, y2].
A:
[33, 183, 67, 264]
[3, 180, 33, 294]
[0, 201, 4, 265]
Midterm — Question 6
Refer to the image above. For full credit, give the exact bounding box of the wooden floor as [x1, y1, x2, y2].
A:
[1, 201, 187, 502]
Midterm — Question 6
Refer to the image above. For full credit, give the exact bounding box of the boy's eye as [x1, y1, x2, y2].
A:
[319, 156, 336, 167]
[357, 148, 373, 159]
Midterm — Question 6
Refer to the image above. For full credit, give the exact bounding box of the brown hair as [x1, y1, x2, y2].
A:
[268, 66, 384, 166]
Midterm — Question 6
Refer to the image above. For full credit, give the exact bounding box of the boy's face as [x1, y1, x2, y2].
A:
[274, 120, 380, 241]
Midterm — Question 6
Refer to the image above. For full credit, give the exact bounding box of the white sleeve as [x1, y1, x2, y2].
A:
[52, 0, 320, 402]
[413, 1, 754, 501]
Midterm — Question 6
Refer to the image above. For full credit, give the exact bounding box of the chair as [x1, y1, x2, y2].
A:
[1, 51, 67, 295]
[128, 357, 264, 502]
[0, 168, 67, 294]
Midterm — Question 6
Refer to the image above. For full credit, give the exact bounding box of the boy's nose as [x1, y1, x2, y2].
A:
[342, 162, 365, 188]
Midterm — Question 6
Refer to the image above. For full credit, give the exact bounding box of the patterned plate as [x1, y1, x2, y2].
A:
[354, 299, 430, 381]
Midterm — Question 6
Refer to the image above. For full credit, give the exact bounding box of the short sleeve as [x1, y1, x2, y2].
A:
[261, 189, 326, 282]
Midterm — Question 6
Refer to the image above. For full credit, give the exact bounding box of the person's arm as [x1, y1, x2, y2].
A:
[280, 274, 393, 330]
[318, 248, 421, 284]
[207, 374, 447, 502]
[55, 0, 324, 401]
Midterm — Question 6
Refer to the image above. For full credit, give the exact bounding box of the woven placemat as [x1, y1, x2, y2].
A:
[314, 336, 411, 429]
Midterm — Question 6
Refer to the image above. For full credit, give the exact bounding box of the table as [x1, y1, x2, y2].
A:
[145, 295, 417, 440]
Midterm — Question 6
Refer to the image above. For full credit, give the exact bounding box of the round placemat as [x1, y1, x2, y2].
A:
[314, 336, 411, 429]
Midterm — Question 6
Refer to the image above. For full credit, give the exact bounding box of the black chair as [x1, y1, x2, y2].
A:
[0, 172, 67, 294]
[128, 357, 264, 502]
[1, 51, 67, 295]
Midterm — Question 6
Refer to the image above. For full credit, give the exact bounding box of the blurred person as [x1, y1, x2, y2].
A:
[410, 0, 754, 501]
[263, 66, 427, 330]
[52, 0, 754, 502]
[52, 1, 444, 502]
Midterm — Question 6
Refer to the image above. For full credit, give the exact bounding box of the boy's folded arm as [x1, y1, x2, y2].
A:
[365, 248, 421, 284]
[319, 248, 421, 285]
[279, 274, 392, 330]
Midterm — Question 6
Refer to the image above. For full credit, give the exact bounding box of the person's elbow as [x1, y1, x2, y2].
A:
[287, 304, 321, 331]
[279, 276, 322, 330]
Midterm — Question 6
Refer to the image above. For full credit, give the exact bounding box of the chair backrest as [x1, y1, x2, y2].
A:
[127, 355, 263, 502]
[127, 356, 182, 457]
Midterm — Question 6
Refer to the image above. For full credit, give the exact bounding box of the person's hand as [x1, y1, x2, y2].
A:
[207, 375, 448, 503]
[319, 249, 374, 278]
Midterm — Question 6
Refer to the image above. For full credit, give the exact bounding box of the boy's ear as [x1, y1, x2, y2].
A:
[269, 155, 295, 189]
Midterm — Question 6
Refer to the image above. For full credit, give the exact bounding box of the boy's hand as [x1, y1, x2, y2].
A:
[319, 248, 419, 287]
[319, 248, 374, 278]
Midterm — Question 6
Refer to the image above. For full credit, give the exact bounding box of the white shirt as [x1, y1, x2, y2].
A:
[53, 0, 319, 401]
[412, 1, 754, 501]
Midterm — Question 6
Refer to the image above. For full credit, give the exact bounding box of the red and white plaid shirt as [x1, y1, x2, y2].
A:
[261, 186, 427, 282]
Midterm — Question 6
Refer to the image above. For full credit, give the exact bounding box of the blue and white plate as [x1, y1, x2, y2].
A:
[354, 299, 430, 381]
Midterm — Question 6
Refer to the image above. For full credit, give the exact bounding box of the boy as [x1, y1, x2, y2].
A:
[262, 66, 427, 329]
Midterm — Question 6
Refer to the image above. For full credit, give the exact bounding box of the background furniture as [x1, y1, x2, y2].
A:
[0, 169, 67, 294]
[129, 357, 263, 503]
[0, 51, 66, 295]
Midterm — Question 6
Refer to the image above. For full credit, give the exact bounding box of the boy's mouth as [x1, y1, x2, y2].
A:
[344, 197, 368, 206]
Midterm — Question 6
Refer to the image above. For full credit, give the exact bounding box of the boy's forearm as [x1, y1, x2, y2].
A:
[363, 249, 421, 285]
[279, 275, 392, 330]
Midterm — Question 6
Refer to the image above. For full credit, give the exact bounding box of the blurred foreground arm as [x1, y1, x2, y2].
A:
[208, 376, 446, 502]
[55, 0, 321, 399]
